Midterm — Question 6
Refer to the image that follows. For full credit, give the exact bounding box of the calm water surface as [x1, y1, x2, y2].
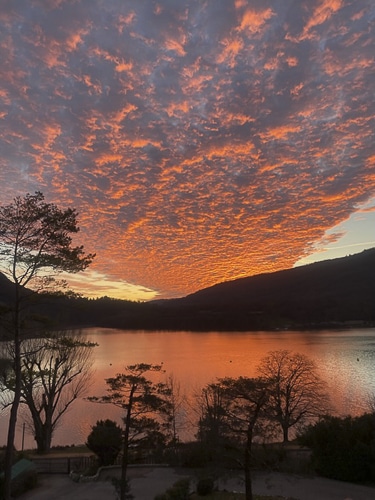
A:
[1, 328, 375, 449]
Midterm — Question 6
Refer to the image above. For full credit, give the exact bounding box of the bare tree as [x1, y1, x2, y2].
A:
[88, 363, 172, 500]
[257, 350, 330, 442]
[0, 192, 94, 499]
[1, 331, 96, 452]
[164, 374, 186, 447]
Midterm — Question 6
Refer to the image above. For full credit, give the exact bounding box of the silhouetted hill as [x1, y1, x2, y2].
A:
[152, 248, 375, 330]
[1, 249, 374, 332]
[180, 248, 375, 307]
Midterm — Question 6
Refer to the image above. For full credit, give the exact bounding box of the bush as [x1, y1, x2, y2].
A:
[86, 419, 122, 466]
[298, 413, 375, 482]
[180, 442, 212, 468]
[154, 477, 190, 500]
[252, 443, 287, 469]
[196, 476, 214, 496]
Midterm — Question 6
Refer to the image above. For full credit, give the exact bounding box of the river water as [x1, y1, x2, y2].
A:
[1, 328, 375, 450]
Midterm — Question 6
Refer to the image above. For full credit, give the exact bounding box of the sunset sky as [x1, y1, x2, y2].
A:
[0, 0, 374, 300]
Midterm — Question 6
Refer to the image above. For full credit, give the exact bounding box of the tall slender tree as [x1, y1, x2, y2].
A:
[219, 377, 269, 500]
[197, 381, 230, 451]
[88, 363, 172, 500]
[197, 377, 269, 500]
[0, 192, 94, 499]
[165, 374, 186, 447]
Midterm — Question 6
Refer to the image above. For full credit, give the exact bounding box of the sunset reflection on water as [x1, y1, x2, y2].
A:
[2, 328, 374, 450]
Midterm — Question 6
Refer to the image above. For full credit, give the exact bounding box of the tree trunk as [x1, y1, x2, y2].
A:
[120, 427, 129, 500]
[244, 427, 253, 500]
[3, 336, 21, 500]
[27, 404, 50, 454]
[282, 424, 289, 443]
[35, 424, 53, 454]
[120, 385, 135, 500]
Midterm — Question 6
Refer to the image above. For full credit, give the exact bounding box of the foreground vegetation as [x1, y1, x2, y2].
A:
[190, 495, 295, 500]
[4, 352, 375, 499]
[299, 413, 375, 483]
[0, 192, 94, 500]
[155, 474, 299, 500]
[2, 410, 375, 500]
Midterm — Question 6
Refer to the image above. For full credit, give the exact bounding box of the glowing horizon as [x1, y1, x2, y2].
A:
[0, 1, 374, 300]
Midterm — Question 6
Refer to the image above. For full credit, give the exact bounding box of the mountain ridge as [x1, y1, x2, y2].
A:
[176, 248, 375, 306]
[1, 248, 374, 331]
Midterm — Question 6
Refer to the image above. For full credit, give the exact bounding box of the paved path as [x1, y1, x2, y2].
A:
[20, 467, 190, 500]
[221, 471, 375, 500]
[20, 467, 375, 500]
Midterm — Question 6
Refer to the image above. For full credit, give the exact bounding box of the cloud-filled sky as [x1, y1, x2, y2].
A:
[0, 0, 375, 300]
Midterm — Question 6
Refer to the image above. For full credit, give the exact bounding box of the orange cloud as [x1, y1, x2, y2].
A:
[303, 0, 343, 37]
[1, 0, 374, 300]
[163, 37, 186, 57]
[217, 36, 244, 66]
[238, 8, 275, 33]
[261, 124, 301, 141]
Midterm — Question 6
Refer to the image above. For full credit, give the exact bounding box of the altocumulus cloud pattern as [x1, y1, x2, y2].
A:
[0, 0, 374, 299]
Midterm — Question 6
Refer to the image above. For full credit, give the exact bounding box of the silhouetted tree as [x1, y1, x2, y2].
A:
[198, 377, 269, 500]
[86, 419, 123, 466]
[164, 374, 186, 447]
[196, 381, 230, 451]
[0, 192, 94, 499]
[257, 350, 330, 442]
[1, 331, 96, 453]
[88, 363, 172, 500]
[219, 377, 269, 500]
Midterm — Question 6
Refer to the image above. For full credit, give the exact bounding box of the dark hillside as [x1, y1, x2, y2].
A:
[1, 249, 374, 331]
[180, 248, 375, 307]
[160, 248, 375, 329]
